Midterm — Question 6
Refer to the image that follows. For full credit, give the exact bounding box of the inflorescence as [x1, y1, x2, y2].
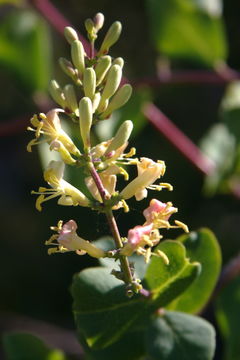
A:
[27, 13, 188, 296]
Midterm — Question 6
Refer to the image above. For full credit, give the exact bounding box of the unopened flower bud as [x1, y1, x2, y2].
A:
[100, 84, 132, 118]
[106, 120, 133, 154]
[95, 55, 112, 86]
[63, 84, 78, 113]
[112, 57, 124, 68]
[64, 26, 79, 44]
[83, 67, 96, 99]
[97, 64, 122, 111]
[49, 80, 66, 108]
[98, 21, 122, 55]
[59, 57, 76, 79]
[85, 18, 95, 36]
[94, 13, 104, 31]
[92, 92, 101, 113]
[71, 40, 85, 76]
[79, 97, 92, 149]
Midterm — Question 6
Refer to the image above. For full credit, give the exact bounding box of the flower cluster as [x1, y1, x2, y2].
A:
[121, 199, 189, 263]
[27, 13, 188, 292]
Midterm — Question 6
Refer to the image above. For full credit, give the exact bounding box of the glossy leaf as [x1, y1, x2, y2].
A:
[3, 333, 66, 360]
[145, 311, 216, 360]
[0, 9, 52, 93]
[215, 276, 240, 360]
[71, 267, 149, 350]
[144, 240, 201, 308]
[71, 241, 200, 350]
[146, 0, 227, 67]
[167, 229, 221, 313]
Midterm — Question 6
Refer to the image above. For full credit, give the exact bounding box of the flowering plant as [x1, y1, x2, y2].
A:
[25, 13, 221, 360]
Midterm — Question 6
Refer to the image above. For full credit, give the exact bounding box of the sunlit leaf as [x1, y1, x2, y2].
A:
[146, 0, 227, 67]
[167, 229, 221, 313]
[0, 8, 52, 93]
[199, 123, 236, 195]
[144, 240, 201, 308]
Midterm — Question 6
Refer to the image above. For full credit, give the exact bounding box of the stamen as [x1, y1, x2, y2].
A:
[156, 250, 169, 265]
[124, 147, 136, 158]
[119, 166, 129, 180]
[175, 220, 189, 233]
[121, 199, 129, 213]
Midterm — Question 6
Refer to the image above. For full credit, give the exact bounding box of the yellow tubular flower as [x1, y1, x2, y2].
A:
[47, 220, 105, 258]
[120, 158, 166, 201]
[27, 109, 81, 157]
[32, 161, 90, 211]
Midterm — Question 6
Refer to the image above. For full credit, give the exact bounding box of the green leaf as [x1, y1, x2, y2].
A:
[167, 229, 221, 313]
[3, 333, 66, 360]
[145, 311, 216, 360]
[78, 329, 145, 360]
[0, 9, 52, 93]
[220, 81, 240, 142]
[0, 0, 24, 4]
[71, 267, 149, 350]
[146, 0, 227, 67]
[96, 237, 147, 280]
[199, 123, 236, 195]
[144, 240, 201, 308]
[215, 276, 240, 360]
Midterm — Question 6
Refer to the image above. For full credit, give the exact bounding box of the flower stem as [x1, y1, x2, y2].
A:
[105, 210, 133, 284]
[88, 161, 133, 285]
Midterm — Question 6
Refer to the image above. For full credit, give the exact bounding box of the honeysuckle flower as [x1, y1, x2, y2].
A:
[143, 199, 177, 227]
[143, 198, 189, 232]
[27, 109, 81, 158]
[120, 223, 167, 264]
[50, 140, 76, 165]
[46, 220, 105, 258]
[120, 158, 166, 201]
[32, 160, 90, 211]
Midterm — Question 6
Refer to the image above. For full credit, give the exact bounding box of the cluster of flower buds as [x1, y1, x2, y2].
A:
[27, 14, 188, 290]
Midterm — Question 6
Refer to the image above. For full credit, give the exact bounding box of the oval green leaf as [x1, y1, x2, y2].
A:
[145, 311, 216, 360]
[144, 240, 201, 308]
[71, 267, 149, 350]
[167, 228, 221, 313]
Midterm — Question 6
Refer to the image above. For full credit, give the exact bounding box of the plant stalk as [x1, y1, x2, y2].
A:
[88, 161, 133, 285]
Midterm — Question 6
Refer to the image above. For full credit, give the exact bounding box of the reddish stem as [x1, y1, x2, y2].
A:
[0, 115, 29, 137]
[142, 102, 216, 176]
[133, 70, 240, 88]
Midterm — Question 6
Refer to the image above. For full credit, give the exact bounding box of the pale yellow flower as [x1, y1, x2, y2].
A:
[46, 220, 105, 258]
[27, 109, 80, 158]
[120, 158, 165, 201]
[32, 160, 90, 211]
